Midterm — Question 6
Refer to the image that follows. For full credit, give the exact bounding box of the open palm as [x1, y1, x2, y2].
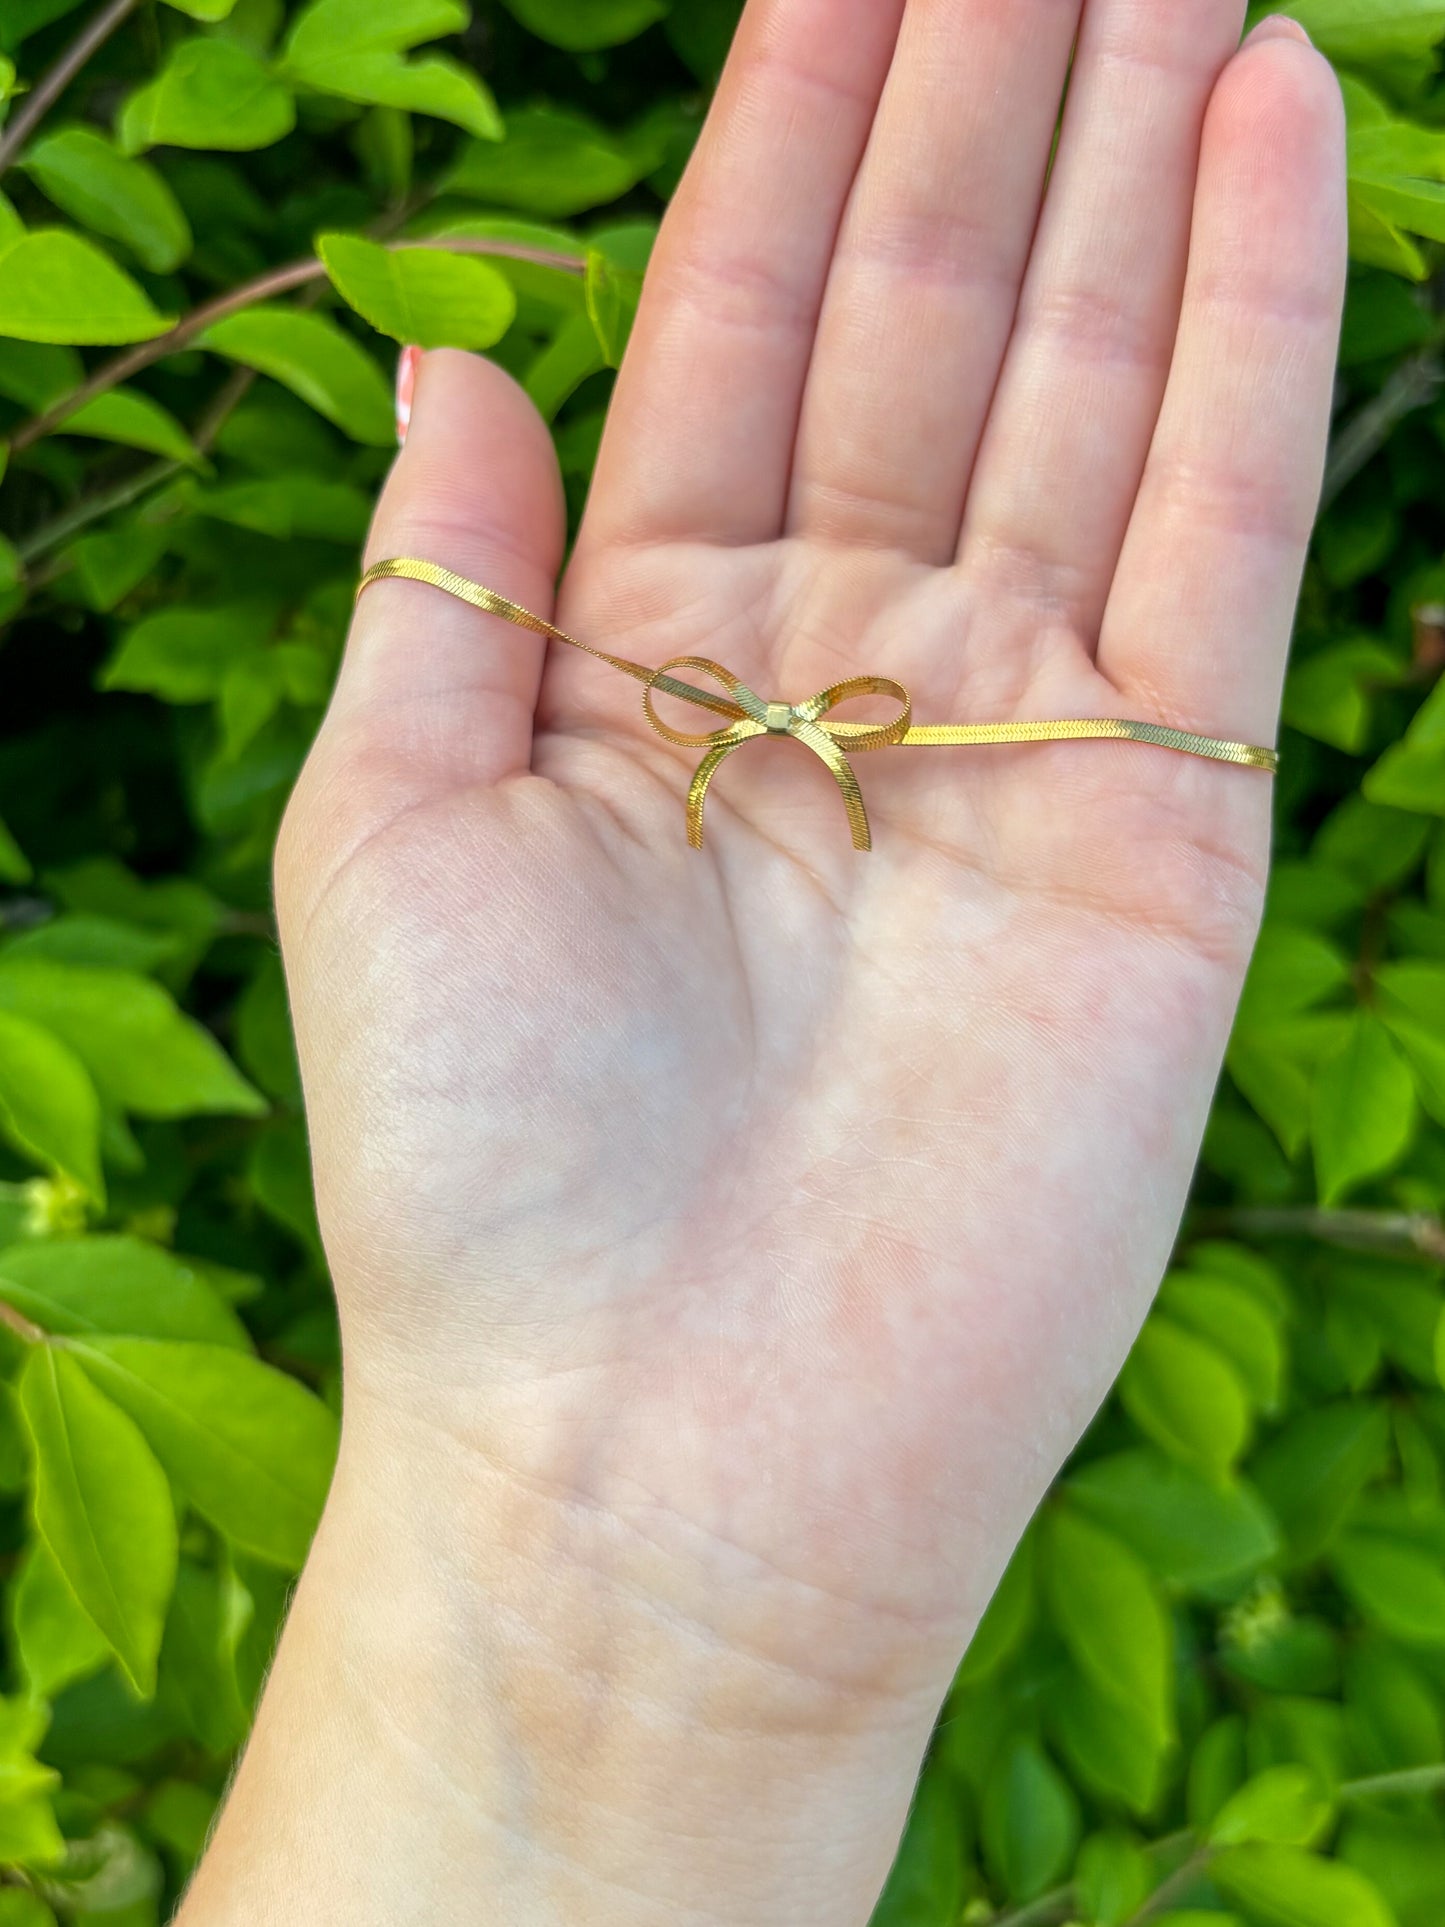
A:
[275, 0, 1344, 1910]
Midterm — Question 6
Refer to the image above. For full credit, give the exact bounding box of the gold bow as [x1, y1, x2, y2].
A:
[641, 655, 911, 850]
[356, 558, 1280, 855]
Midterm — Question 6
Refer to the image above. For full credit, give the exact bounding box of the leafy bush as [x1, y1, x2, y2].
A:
[0, 1, 1442, 1922]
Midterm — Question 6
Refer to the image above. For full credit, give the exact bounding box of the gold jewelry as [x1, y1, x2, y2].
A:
[357, 557, 1279, 853]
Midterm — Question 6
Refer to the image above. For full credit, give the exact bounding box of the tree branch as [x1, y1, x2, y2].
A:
[6, 237, 586, 455]
[0, 0, 142, 177]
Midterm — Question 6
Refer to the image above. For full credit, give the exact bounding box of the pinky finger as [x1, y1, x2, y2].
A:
[1098, 23, 1347, 744]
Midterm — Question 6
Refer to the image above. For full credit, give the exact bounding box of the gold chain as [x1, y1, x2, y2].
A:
[357, 557, 1279, 853]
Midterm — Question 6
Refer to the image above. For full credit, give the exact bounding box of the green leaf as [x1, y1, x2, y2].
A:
[1237, 924, 1352, 1026]
[0, 230, 173, 345]
[1283, 639, 1405, 753]
[158, 1560, 251, 1753]
[195, 476, 370, 542]
[1222, 1614, 1341, 1697]
[219, 646, 331, 757]
[198, 306, 393, 444]
[869, 1766, 966, 1927]
[54, 387, 199, 464]
[1042, 1506, 1174, 1745]
[21, 127, 191, 273]
[1346, 1637, 1444, 1772]
[422, 214, 585, 320]
[980, 1735, 1079, 1904]
[0, 0, 85, 53]
[1119, 1317, 1252, 1478]
[1210, 1767, 1334, 1848]
[1161, 1272, 1285, 1415]
[1065, 1450, 1280, 1591]
[283, 0, 468, 63]
[1213, 1844, 1397, 1927]
[0, 1010, 103, 1201]
[1312, 1013, 1417, 1203]
[281, 0, 500, 135]
[163, 0, 242, 16]
[0, 1893, 58, 1926]
[666, 0, 741, 81]
[1229, 1014, 1345, 1157]
[102, 600, 276, 702]
[585, 246, 644, 366]
[318, 234, 516, 348]
[525, 310, 606, 421]
[18, 1347, 176, 1696]
[0, 816, 31, 885]
[1332, 1531, 1445, 1646]
[1072, 1832, 1152, 1927]
[1365, 678, 1445, 814]
[500, 0, 669, 51]
[1375, 961, 1445, 1122]
[1050, 1668, 1172, 1815]
[61, 519, 170, 612]
[0, 1695, 63, 1870]
[1341, 272, 1433, 365]
[118, 39, 296, 154]
[1252, 1402, 1392, 1564]
[72, 1337, 338, 1569]
[1316, 797, 1433, 893]
[0, 1237, 249, 1348]
[958, 1532, 1034, 1684]
[445, 105, 650, 216]
[12, 1541, 112, 1698]
[1259, 0, 1445, 66]
[299, 51, 502, 138]
[1188, 1716, 1247, 1828]
[0, 957, 266, 1120]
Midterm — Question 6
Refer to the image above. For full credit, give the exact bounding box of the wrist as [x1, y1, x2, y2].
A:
[183, 1390, 951, 1926]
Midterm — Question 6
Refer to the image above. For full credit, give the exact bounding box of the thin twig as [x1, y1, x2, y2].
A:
[15, 454, 181, 564]
[7, 237, 586, 454]
[1190, 1206, 1445, 1264]
[1322, 346, 1445, 510]
[0, 1300, 44, 1346]
[1121, 1850, 1209, 1927]
[0, 0, 142, 176]
[1343, 1764, 1445, 1803]
[18, 272, 328, 576]
[990, 1831, 1191, 1927]
[990, 1765, 1445, 1927]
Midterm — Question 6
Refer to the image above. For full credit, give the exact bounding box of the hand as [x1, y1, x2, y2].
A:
[182, 5, 1346, 1922]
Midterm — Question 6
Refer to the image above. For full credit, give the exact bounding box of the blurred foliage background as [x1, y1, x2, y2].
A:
[0, 1, 1443, 1922]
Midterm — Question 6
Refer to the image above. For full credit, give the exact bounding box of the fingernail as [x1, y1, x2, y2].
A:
[396, 344, 421, 445]
[1246, 13, 1312, 46]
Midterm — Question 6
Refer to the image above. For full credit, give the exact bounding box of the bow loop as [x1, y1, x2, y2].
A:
[799, 674, 912, 751]
[641, 656, 913, 852]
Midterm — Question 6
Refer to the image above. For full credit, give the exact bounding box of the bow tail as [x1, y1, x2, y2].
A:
[685, 737, 753, 849]
[792, 721, 873, 852]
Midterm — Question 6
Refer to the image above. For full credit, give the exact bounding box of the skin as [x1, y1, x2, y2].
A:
[178, 4, 1347, 1922]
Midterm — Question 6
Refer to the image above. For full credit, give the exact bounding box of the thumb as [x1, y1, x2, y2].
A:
[322, 347, 566, 797]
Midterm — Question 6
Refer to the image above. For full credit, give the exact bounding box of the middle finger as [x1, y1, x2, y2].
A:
[786, 0, 1083, 565]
